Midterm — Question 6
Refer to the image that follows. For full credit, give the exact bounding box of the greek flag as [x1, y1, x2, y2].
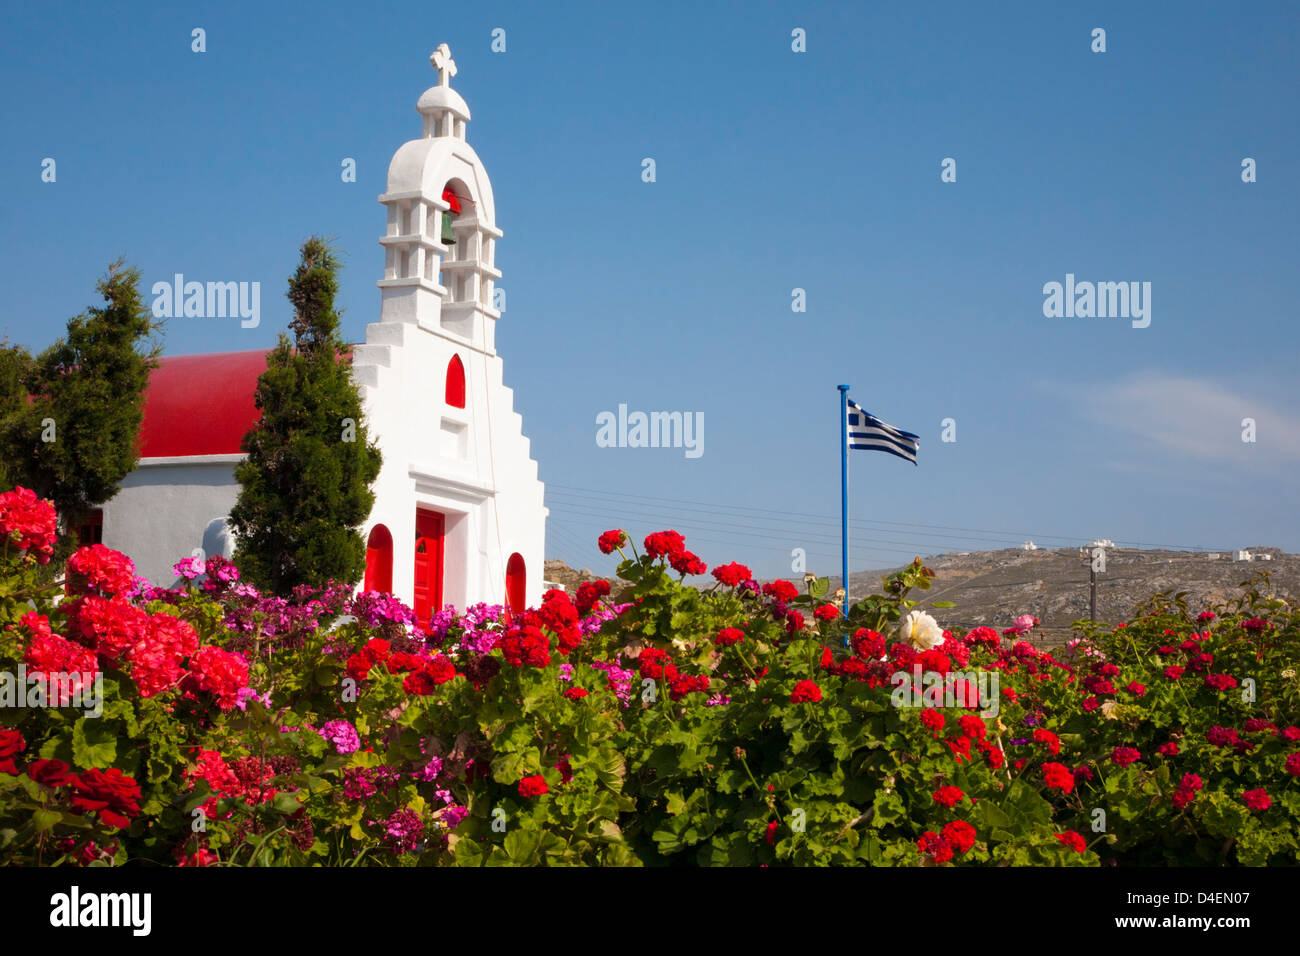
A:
[846, 399, 919, 465]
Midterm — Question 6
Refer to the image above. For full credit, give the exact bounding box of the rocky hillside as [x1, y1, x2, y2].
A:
[835, 546, 1296, 639]
[545, 546, 1297, 642]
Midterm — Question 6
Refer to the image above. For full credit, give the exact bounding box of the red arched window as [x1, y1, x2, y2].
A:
[445, 354, 466, 409]
[505, 552, 526, 612]
[364, 524, 394, 593]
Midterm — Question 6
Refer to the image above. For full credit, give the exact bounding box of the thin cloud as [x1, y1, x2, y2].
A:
[1069, 374, 1300, 465]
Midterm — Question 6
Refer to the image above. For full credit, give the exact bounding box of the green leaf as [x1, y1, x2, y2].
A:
[809, 577, 830, 600]
[930, 601, 956, 608]
[504, 829, 541, 863]
[71, 717, 117, 769]
[272, 792, 304, 814]
[32, 809, 62, 833]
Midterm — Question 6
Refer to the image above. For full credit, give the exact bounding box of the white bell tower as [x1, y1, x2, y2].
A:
[351, 45, 547, 618]
[376, 43, 504, 352]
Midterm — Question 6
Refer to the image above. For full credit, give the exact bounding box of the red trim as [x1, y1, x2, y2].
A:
[506, 552, 526, 613]
[364, 524, 394, 593]
[413, 510, 445, 624]
[445, 354, 466, 409]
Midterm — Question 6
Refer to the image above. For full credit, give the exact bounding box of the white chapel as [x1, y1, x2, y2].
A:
[97, 46, 548, 620]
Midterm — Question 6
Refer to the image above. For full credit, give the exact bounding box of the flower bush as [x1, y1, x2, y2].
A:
[1, 486, 1297, 866]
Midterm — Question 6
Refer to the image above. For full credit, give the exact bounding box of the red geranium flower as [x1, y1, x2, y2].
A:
[403, 655, 458, 694]
[1055, 831, 1087, 853]
[555, 757, 573, 784]
[517, 775, 548, 798]
[851, 629, 886, 660]
[386, 652, 424, 673]
[597, 530, 626, 554]
[917, 831, 953, 864]
[947, 736, 974, 764]
[574, 579, 611, 614]
[668, 674, 710, 701]
[790, 680, 821, 703]
[714, 627, 745, 647]
[643, 530, 686, 559]
[637, 647, 675, 680]
[920, 709, 945, 733]
[1033, 728, 1061, 755]
[932, 786, 965, 807]
[1111, 747, 1142, 768]
[1043, 762, 1075, 793]
[186, 646, 250, 709]
[762, 580, 799, 602]
[942, 820, 977, 855]
[669, 549, 707, 576]
[563, 687, 589, 700]
[1242, 789, 1271, 811]
[813, 604, 839, 622]
[500, 624, 551, 669]
[0, 487, 58, 562]
[712, 562, 752, 587]
[65, 544, 136, 598]
[1284, 753, 1300, 778]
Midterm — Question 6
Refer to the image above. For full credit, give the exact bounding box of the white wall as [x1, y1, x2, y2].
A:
[104, 460, 240, 585]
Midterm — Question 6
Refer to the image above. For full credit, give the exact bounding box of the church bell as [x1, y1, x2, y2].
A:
[441, 186, 462, 245]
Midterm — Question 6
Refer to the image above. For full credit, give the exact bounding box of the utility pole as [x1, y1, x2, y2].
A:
[1080, 547, 1098, 622]
[1089, 562, 1097, 622]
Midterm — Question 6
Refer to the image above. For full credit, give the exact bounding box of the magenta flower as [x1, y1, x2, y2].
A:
[318, 719, 361, 755]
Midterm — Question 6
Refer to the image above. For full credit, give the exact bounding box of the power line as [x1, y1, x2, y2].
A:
[546, 502, 937, 560]
[545, 482, 1235, 553]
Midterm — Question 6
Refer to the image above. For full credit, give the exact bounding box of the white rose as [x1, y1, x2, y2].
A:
[897, 610, 944, 651]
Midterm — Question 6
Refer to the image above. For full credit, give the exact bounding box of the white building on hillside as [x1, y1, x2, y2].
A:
[98, 46, 547, 620]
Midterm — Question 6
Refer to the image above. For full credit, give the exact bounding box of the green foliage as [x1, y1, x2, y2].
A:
[2, 515, 1296, 867]
[228, 238, 381, 596]
[0, 262, 160, 527]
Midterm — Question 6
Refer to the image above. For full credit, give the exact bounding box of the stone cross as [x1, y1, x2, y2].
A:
[431, 44, 457, 86]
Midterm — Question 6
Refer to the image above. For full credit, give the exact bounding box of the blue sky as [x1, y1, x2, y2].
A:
[2, 1, 1298, 579]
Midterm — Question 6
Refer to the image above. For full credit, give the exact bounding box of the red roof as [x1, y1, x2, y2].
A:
[137, 350, 270, 458]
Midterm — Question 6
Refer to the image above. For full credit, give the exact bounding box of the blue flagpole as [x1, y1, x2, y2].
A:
[838, 384, 850, 626]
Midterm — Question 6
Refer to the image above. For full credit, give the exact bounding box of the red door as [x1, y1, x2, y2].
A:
[413, 510, 445, 625]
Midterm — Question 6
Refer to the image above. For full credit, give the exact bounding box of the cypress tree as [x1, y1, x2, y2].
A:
[0, 261, 160, 530]
[228, 237, 382, 595]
